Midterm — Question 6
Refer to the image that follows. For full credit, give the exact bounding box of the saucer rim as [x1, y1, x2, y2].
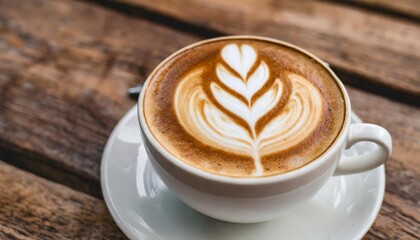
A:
[101, 106, 385, 240]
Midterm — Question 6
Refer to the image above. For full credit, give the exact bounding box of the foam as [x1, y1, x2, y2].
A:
[143, 38, 345, 177]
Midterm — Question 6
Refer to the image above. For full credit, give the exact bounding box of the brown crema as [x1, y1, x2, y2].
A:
[143, 38, 346, 178]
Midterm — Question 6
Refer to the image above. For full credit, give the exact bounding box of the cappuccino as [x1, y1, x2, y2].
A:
[143, 38, 345, 177]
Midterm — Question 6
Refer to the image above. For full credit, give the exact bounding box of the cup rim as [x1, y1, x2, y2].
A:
[138, 35, 351, 185]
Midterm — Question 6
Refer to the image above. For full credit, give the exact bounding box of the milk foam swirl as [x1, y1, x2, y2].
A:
[174, 44, 323, 176]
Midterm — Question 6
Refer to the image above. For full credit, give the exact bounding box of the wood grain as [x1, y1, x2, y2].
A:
[0, 0, 198, 197]
[0, 0, 418, 239]
[0, 160, 127, 239]
[350, 0, 420, 20]
[113, 0, 420, 104]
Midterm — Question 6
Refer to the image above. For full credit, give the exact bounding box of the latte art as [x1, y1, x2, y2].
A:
[175, 44, 323, 176]
[143, 38, 345, 177]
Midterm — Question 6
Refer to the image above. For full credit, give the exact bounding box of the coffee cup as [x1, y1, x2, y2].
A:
[137, 36, 392, 223]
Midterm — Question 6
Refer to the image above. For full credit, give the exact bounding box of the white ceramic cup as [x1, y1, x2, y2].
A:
[137, 36, 392, 223]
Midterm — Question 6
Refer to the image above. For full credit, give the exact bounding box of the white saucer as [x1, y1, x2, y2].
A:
[101, 106, 385, 240]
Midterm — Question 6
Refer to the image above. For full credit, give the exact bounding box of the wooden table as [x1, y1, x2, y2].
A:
[0, 0, 418, 239]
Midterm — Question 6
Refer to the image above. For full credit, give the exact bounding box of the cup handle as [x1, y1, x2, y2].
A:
[334, 123, 392, 175]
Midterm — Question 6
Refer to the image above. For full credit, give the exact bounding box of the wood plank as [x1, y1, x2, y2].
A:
[0, 0, 199, 197]
[0, 160, 126, 239]
[113, 0, 420, 104]
[366, 193, 420, 239]
[350, 0, 420, 21]
[0, 0, 418, 238]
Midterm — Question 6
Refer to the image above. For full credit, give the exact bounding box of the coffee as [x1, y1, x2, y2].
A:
[143, 38, 345, 177]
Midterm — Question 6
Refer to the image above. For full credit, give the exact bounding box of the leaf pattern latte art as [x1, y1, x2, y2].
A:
[174, 44, 323, 176]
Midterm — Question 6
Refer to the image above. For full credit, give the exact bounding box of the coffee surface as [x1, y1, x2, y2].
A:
[143, 38, 345, 177]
